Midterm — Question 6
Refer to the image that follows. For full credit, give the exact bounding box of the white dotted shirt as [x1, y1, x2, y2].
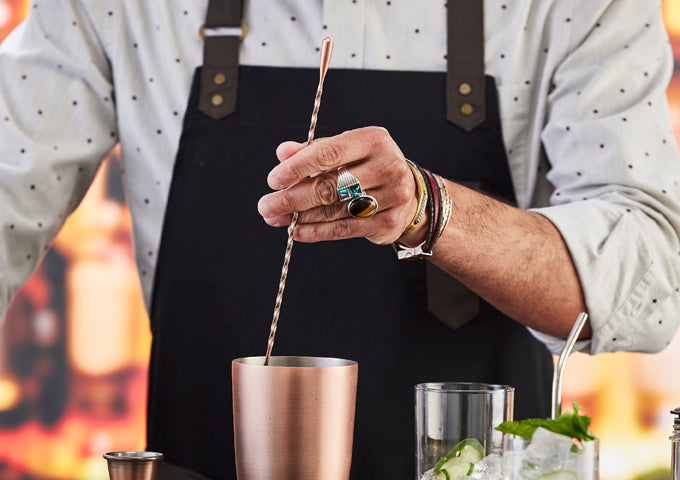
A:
[0, 0, 679, 355]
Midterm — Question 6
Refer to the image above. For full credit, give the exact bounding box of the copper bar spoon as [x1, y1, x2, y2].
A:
[264, 37, 334, 366]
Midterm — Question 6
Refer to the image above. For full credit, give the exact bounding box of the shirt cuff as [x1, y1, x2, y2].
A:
[527, 327, 592, 356]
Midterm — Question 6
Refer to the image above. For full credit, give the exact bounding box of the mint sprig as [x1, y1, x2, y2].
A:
[495, 402, 595, 441]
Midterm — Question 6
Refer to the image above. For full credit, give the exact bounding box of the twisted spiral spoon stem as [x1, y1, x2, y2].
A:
[264, 37, 334, 366]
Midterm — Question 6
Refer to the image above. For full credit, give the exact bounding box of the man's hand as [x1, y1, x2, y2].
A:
[258, 126, 589, 340]
[258, 126, 427, 245]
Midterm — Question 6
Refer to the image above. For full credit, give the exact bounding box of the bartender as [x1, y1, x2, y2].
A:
[1, 1, 679, 479]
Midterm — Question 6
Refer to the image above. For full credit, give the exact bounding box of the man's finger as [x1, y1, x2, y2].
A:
[293, 208, 401, 245]
[276, 141, 305, 162]
[259, 165, 400, 218]
[258, 173, 339, 218]
[267, 127, 390, 189]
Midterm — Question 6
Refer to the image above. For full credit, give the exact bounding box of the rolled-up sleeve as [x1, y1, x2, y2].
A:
[0, 0, 117, 321]
[531, 0, 680, 354]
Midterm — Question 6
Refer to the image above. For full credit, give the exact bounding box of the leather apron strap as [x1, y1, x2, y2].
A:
[447, 0, 486, 131]
[199, 0, 486, 129]
[198, 0, 243, 119]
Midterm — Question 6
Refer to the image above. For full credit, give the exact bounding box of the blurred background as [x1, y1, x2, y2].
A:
[1, 1, 680, 479]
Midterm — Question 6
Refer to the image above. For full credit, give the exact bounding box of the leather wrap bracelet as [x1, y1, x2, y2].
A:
[392, 162, 452, 260]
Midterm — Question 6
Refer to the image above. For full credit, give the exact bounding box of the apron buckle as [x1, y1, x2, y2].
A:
[199, 21, 247, 42]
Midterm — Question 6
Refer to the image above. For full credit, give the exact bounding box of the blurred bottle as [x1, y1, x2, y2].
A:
[0, 255, 68, 428]
[52, 152, 151, 421]
[0, 317, 25, 427]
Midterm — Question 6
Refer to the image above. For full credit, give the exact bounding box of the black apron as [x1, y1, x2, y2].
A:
[147, 2, 553, 479]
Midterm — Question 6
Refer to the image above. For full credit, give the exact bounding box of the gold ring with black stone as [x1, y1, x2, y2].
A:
[348, 194, 378, 218]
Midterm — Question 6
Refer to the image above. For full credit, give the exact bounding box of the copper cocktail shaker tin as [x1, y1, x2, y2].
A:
[232, 356, 358, 480]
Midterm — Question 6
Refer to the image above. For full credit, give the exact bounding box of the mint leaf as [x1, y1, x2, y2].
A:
[494, 420, 537, 439]
[495, 402, 595, 441]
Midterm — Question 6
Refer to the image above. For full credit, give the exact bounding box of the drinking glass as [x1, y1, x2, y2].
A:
[415, 382, 514, 479]
[232, 356, 358, 480]
[502, 432, 599, 480]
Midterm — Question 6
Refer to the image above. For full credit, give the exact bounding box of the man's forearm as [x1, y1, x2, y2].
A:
[430, 180, 590, 339]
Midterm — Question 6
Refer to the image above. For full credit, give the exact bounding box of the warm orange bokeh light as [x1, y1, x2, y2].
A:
[0, 0, 27, 42]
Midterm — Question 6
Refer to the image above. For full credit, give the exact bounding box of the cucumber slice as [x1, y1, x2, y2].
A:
[434, 438, 484, 474]
[436, 458, 474, 479]
[537, 471, 578, 480]
[456, 441, 484, 464]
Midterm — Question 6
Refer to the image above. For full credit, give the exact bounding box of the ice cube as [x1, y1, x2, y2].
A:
[502, 450, 525, 479]
[471, 453, 502, 480]
[564, 439, 598, 480]
[519, 428, 574, 479]
[420, 468, 441, 480]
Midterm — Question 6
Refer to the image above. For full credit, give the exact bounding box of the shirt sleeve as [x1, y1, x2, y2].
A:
[531, 0, 680, 354]
[0, 0, 117, 322]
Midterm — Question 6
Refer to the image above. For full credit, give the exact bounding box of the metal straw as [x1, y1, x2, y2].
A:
[264, 37, 334, 366]
[551, 312, 589, 419]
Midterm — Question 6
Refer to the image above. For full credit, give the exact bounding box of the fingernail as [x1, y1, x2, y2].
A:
[264, 216, 280, 227]
[268, 172, 283, 189]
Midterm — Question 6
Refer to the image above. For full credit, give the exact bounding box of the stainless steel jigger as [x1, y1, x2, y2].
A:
[103, 451, 164, 480]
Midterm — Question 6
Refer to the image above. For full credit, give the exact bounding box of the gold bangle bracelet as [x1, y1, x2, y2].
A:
[400, 159, 428, 237]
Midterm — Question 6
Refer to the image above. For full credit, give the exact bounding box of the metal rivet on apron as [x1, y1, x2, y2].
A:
[458, 83, 472, 95]
[214, 73, 227, 85]
[460, 103, 474, 115]
[211, 93, 224, 106]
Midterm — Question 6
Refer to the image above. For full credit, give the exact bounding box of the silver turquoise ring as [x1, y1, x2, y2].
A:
[336, 167, 379, 218]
